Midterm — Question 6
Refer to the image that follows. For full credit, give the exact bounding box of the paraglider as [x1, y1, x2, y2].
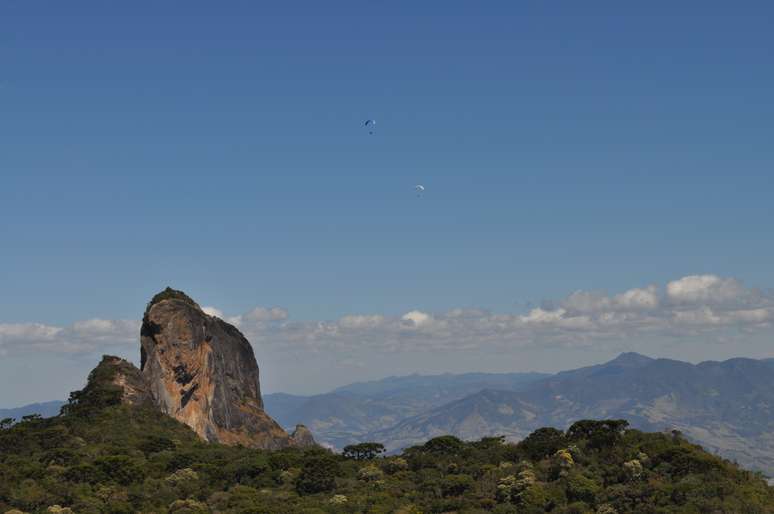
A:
[364, 119, 376, 135]
[415, 184, 425, 197]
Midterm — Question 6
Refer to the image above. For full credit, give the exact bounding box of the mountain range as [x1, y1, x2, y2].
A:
[263, 371, 548, 449]
[0, 400, 64, 422]
[365, 354, 774, 474]
[6, 352, 774, 476]
[268, 352, 774, 476]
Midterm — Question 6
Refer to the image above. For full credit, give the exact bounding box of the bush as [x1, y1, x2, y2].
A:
[165, 467, 199, 485]
[139, 435, 176, 454]
[564, 472, 601, 504]
[382, 457, 409, 474]
[64, 464, 104, 484]
[295, 455, 340, 495]
[441, 474, 473, 497]
[94, 456, 144, 485]
[357, 464, 384, 482]
[168, 498, 209, 513]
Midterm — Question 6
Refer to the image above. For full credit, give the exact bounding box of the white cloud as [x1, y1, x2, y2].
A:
[614, 285, 660, 311]
[245, 307, 288, 322]
[1, 274, 772, 358]
[339, 315, 385, 330]
[562, 285, 659, 314]
[521, 307, 568, 324]
[209, 306, 289, 330]
[0, 319, 137, 355]
[0, 323, 62, 340]
[202, 306, 224, 318]
[401, 310, 431, 327]
[666, 275, 749, 306]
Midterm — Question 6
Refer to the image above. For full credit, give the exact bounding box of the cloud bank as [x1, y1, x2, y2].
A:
[0, 319, 138, 356]
[2, 275, 772, 358]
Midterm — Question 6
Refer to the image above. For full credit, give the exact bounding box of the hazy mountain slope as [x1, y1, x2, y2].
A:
[262, 392, 310, 422]
[0, 400, 65, 421]
[369, 389, 541, 451]
[369, 353, 774, 475]
[263, 372, 548, 448]
[264, 392, 407, 448]
[333, 371, 549, 400]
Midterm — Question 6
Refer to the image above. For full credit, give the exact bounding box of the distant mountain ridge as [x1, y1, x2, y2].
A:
[331, 371, 550, 397]
[0, 400, 65, 422]
[369, 353, 774, 475]
[264, 371, 549, 449]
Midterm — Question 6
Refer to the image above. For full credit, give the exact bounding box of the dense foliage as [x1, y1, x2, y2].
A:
[1, 376, 771, 513]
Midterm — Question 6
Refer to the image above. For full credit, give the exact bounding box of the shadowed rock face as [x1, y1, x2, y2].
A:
[137, 288, 311, 449]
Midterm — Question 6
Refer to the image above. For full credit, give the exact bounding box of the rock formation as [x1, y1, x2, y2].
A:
[137, 288, 306, 449]
[101, 355, 151, 406]
[290, 424, 316, 447]
[84, 288, 314, 450]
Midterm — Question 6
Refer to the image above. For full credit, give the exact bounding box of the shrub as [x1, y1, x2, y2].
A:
[564, 472, 600, 504]
[165, 467, 199, 485]
[295, 455, 340, 495]
[168, 499, 209, 513]
[382, 457, 409, 474]
[329, 494, 348, 504]
[94, 456, 144, 485]
[357, 464, 384, 482]
[440, 474, 474, 497]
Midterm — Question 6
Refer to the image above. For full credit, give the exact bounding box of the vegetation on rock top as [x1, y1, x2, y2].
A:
[144, 287, 201, 316]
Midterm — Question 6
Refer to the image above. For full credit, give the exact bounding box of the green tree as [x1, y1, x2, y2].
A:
[342, 442, 386, 460]
[566, 420, 629, 450]
[441, 474, 474, 497]
[94, 455, 144, 485]
[564, 471, 601, 504]
[422, 435, 465, 455]
[295, 455, 340, 495]
[518, 427, 566, 460]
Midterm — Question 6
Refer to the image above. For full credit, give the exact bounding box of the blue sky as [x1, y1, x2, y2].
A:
[1, 2, 773, 404]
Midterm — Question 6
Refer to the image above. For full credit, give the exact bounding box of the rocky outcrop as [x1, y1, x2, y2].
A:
[101, 356, 151, 406]
[137, 288, 311, 449]
[62, 355, 152, 417]
[78, 288, 316, 450]
[290, 424, 316, 447]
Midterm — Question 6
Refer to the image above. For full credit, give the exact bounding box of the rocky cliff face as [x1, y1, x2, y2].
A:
[135, 288, 306, 449]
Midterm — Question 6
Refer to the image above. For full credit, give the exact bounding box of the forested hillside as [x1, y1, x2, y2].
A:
[1, 364, 771, 513]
